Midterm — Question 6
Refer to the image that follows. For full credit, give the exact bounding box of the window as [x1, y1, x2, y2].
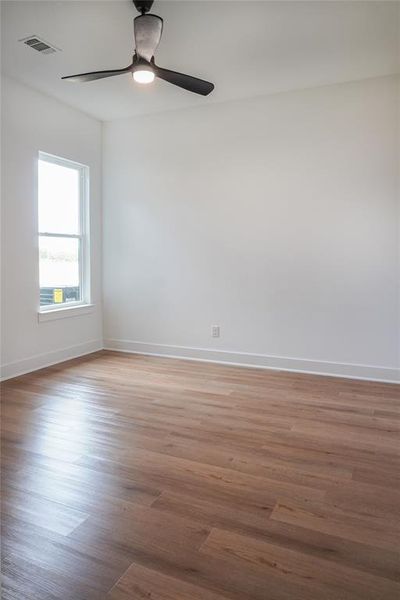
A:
[38, 152, 90, 313]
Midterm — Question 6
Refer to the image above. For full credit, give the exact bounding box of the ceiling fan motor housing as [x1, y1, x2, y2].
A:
[134, 13, 163, 63]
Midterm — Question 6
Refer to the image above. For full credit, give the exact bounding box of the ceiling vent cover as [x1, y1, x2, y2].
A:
[19, 35, 59, 54]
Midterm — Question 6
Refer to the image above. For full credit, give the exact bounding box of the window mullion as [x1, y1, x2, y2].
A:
[39, 232, 81, 239]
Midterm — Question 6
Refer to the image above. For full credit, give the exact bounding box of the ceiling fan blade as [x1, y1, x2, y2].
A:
[134, 14, 163, 62]
[62, 65, 132, 83]
[154, 65, 214, 96]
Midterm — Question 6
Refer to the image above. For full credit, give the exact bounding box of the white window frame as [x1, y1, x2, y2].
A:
[38, 151, 93, 321]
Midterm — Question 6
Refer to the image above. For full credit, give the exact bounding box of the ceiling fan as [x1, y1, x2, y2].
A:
[62, 0, 214, 96]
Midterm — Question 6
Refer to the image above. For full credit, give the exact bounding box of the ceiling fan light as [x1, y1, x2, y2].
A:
[133, 69, 155, 84]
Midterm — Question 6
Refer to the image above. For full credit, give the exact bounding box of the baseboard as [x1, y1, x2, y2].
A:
[0, 339, 103, 381]
[104, 338, 399, 384]
[2, 337, 398, 384]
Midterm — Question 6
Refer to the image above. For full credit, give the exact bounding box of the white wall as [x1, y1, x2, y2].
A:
[103, 75, 399, 382]
[1, 76, 103, 379]
[1, 75, 398, 382]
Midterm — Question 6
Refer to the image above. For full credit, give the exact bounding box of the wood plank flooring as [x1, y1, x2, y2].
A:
[1, 350, 399, 599]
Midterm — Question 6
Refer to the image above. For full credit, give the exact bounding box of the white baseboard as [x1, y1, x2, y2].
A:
[104, 338, 399, 384]
[2, 337, 398, 384]
[0, 339, 103, 381]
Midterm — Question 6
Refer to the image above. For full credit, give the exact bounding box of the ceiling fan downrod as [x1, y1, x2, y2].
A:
[133, 0, 154, 15]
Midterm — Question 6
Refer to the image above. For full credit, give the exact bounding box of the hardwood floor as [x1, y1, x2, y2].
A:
[1, 350, 399, 599]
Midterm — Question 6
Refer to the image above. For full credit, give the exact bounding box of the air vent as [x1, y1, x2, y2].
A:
[19, 35, 59, 55]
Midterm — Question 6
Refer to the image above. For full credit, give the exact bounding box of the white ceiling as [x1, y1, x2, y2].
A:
[2, 1, 399, 121]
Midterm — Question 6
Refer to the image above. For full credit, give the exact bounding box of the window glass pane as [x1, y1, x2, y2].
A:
[38, 159, 80, 234]
[39, 236, 81, 306]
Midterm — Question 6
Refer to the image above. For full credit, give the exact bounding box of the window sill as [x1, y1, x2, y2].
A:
[38, 304, 95, 323]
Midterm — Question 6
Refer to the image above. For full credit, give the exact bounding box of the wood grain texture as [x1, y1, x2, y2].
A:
[1, 350, 399, 599]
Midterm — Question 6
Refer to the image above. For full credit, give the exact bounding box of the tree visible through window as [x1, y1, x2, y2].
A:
[38, 152, 90, 309]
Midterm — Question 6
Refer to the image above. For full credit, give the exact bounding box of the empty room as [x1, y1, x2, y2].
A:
[1, 1, 399, 598]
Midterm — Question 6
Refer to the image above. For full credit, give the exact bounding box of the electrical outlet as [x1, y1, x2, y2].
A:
[212, 325, 220, 338]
